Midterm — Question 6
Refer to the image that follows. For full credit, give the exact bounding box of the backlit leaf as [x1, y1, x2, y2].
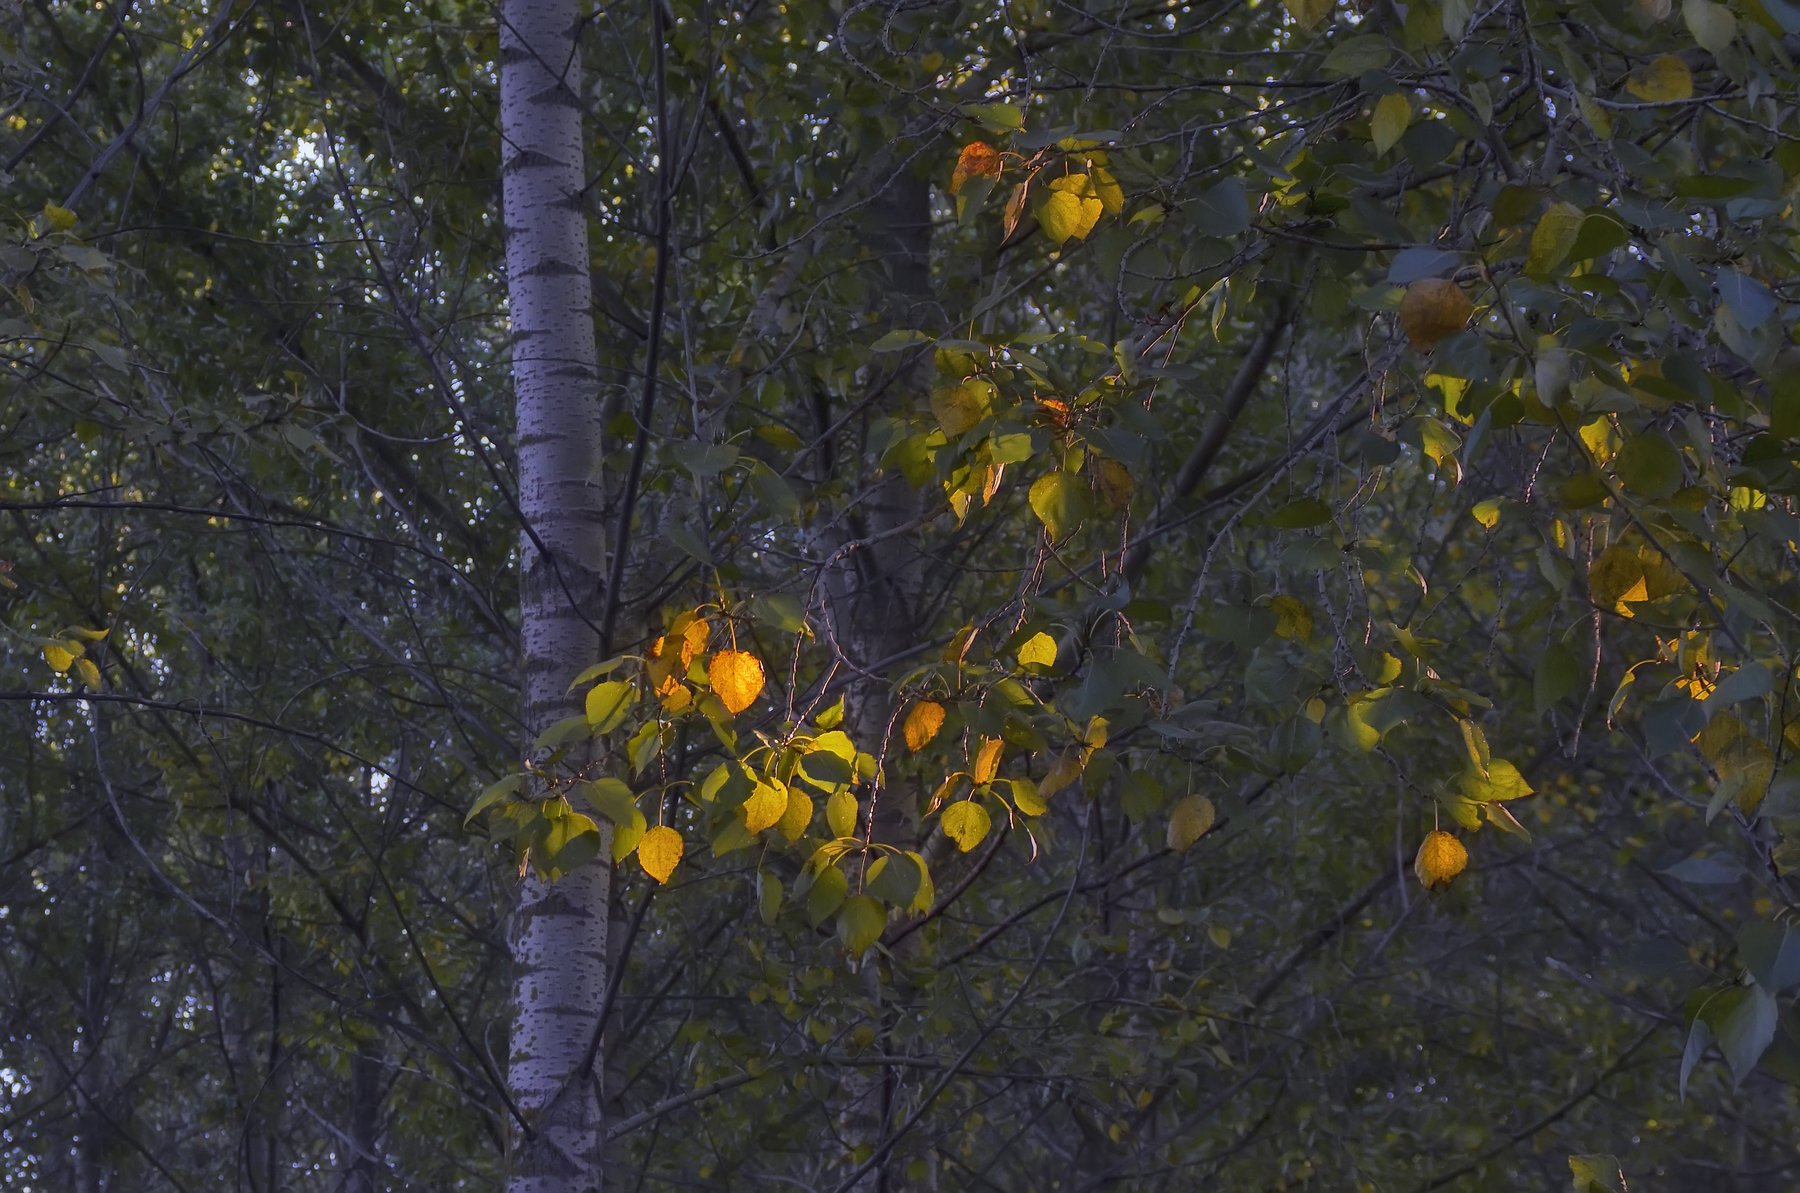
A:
[1399, 278, 1473, 349]
[1371, 93, 1411, 155]
[1166, 794, 1216, 853]
[1414, 830, 1468, 890]
[950, 141, 1002, 194]
[972, 736, 1003, 784]
[638, 825, 684, 883]
[941, 800, 991, 852]
[1625, 54, 1693, 101]
[1029, 472, 1088, 540]
[709, 649, 766, 715]
[903, 701, 946, 752]
[742, 780, 790, 834]
[1016, 631, 1058, 670]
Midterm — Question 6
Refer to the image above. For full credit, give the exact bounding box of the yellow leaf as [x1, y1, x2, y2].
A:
[1269, 595, 1312, 642]
[1471, 498, 1502, 529]
[903, 701, 946, 752]
[43, 642, 76, 673]
[972, 736, 1004, 784]
[950, 141, 1002, 195]
[940, 800, 991, 852]
[74, 657, 101, 688]
[1166, 795, 1216, 853]
[1016, 631, 1058, 670]
[775, 789, 813, 843]
[1001, 182, 1029, 240]
[709, 649, 765, 715]
[1625, 54, 1693, 102]
[1040, 750, 1083, 797]
[43, 204, 77, 230]
[1414, 830, 1468, 890]
[1038, 175, 1103, 244]
[638, 825, 684, 883]
[1371, 93, 1411, 156]
[679, 617, 711, 666]
[742, 780, 790, 834]
[1398, 278, 1473, 350]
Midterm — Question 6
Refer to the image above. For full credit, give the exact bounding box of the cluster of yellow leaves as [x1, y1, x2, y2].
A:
[42, 627, 107, 688]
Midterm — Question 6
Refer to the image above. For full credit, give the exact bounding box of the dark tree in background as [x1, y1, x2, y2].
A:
[4, 0, 1800, 1189]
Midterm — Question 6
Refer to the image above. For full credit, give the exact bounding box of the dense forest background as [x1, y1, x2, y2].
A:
[4, 0, 1800, 1189]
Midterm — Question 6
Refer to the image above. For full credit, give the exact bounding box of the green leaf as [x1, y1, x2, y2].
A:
[1371, 93, 1410, 155]
[758, 871, 783, 926]
[1526, 202, 1584, 277]
[931, 379, 995, 436]
[1268, 497, 1332, 529]
[584, 777, 638, 825]
[1684, 0, 1738, 50]
[940, 800, 991, 852]
[807, 863, 848, 925]
[1460, 758, 1533, 802]
[1028, 472, 1088, 540]
[964, 101, 1024, 131]
[870, 329, 932, 352]
[1534, 642, 1581, 717]
[466, 774, 524, 826]
[1739, 920, 1800, 991]
[1614, 433, 1683, 499]
[566, 656, 628, 691]
[542, 811, 602, 875]
[836, 894, 888, 955]
[1567, 1154, 1627, 1193]
[585, 680, 636, 733]
[1192, 176, 1249, 237]
[610, 808, 647, 863]
[867, 853, 921, 907]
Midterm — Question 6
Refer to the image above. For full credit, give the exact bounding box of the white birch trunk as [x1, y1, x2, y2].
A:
[499, 1, 611, 1189]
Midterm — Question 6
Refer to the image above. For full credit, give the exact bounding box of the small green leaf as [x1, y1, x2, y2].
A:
[1615, 433, 1683, 499]
[1268, 497, 1332, 529]
[466, 774, 524, 826]
[1460, 758, 1534, 802]
[584, 777, 638, 825]
[870, 329, 932, 352]
[806, 863, 848, 925]
[1567, 1154, 1627, 1193]
[867, 853, 921, 907]
[964, 102, 1024, 131]
[758, 872, 783, 925]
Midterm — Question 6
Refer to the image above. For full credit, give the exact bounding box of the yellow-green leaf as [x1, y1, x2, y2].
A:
[43, 642, 77, 673]
[1016, 631, 1058, 670]
[826, 786, 859, 838]
[43, 204, 78, 230]
[1166, 794, 1215, 853]
[1525, 201, 1585, 277]
[940, 800, 991, 852]
[585, 680, 635, 732]
[638, 824, 684, 883]
[1624, 54, 1693, 102]
[1683, 0, 1736, 52]
[1269, 595, 1312, 642]
[1371, 93, 1411, 155]
[1398, 279, 1473, 350]
[775, 789, 813, 843]
[930, 379, 994, 437]
[1028, 471, 1088, 540]
[1283, 0, 1333, 28]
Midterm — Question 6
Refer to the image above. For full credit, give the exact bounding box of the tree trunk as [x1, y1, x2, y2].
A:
[499, 1, 611, 1189]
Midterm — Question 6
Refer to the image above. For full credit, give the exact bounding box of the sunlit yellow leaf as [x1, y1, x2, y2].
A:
[903, 701, 946, 752]
[972, 736, 1004, 784]
[1589, 545, 1650, 616]
[1038, 175, 1103, 243]
[1414, 830, 1468, 890]
[1525, 202, 1584, 277]
[638, 825, 684, 883]
[43, 642, 76, 673]
[709, 649, 765, 715]
[742, 780, 790, 834]
[75, 657, 101, 688]
[940, 800, 991, 852]
[1283, 0, 1333, 28]
[1016, 631, 1058, 670]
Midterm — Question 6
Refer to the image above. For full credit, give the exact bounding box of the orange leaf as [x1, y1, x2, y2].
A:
[950, 141, 1002, 195]
[710, 649, 766, 715]
[903, 701, 947, 752]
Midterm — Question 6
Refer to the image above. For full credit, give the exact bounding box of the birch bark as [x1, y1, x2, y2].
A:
[499, 1, 611, 1189]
